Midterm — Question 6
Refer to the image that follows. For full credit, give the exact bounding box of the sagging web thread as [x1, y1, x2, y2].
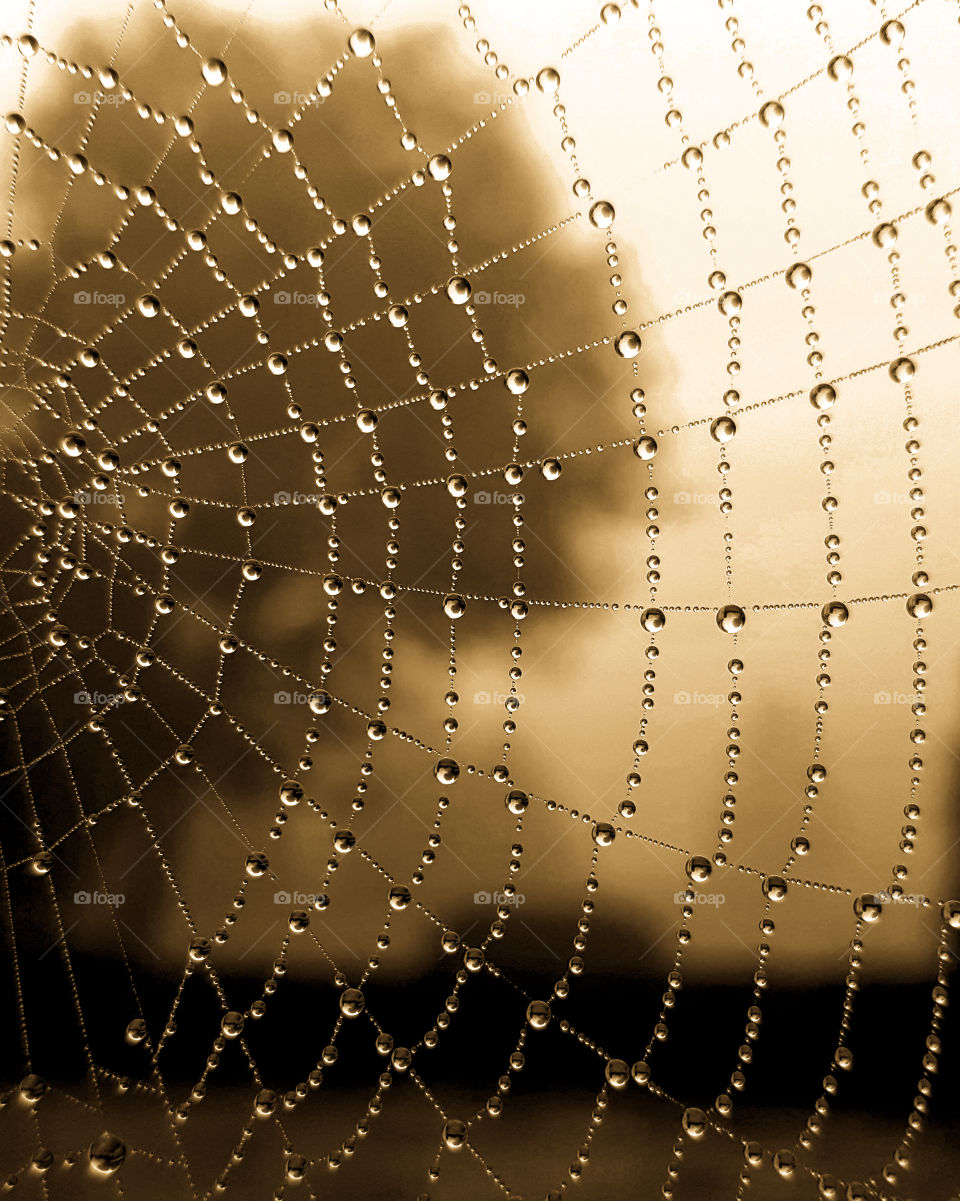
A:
[0, 0, 959, 1197]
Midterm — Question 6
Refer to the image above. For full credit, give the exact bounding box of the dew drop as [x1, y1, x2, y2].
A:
[588, 201, 615, 228]
[536, 67, 560, 93]
[526, 999, 551, 1029]
[682, 1107, 707, 1138]
[614, 330, 641, 358]
[201, 58, 227, 86]
[821, 601, 849, 628]
[685, 856, 712, 883]
[88, 1132, 125, 1174]
[340, 987, 365, 1017]
[810, 383, 836, 411]
[435, 757, 460, 784]
[505, 369, 529, 394]
[906, 592, 932, 619]
[443, 593, 467, 619]
[443, 1119, 467, 1150]
[445, 276, 471, 304]
[716, 604, 746, 634]
[347, 29, 376, 57]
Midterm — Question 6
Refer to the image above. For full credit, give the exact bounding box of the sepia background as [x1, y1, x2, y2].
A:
[1, 0, 960, 1196]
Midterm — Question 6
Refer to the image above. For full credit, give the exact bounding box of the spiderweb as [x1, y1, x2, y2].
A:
[1, 0, 960, 1197]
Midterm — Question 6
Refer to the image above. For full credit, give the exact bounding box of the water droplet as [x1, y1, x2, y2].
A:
[435, 758, 460, 784]
[60, 430, 86, 457]
[681, 1107, 707, 1138]
[872, 222, 898, 249]
[443, 593, 467, 619]
[716, 605, 745, 634]
[245, 852, 269, 877]
[505, 789, 528, 815]
[505, 369, 529, 394]
[710, 416, 736, 443]
[640, 607, 666, 633]
[88, 1132, 125, 1174]
[773, 1148, 796, 1178]
[686, 856, 712, 883]
[19, 1075, 47, 1103]
[188, 937, 211, 962]
[925, 197, 952, 226]
[125, 1018, 148, 1044]
[588, 201, 615, 228]
[593, 822, 616, 847]
[614, 330, 641, 358]
[605, 1058, 630, 1088]
[634, 436, 657, 460]
[854, 894, 882, 922]
[220, 1011, 244, 1038]
[340, 987, 365, 1017]
[428, 154, 452, 181]
[762, 875, 788, 902]
[827, 55, 853, 81]
[541, 458, 562, 480]
[718, 290, 742, 316]
[821, 601, 849, 628]
[810, 383, 836, 411]
[347, 29, 376, 57]
[786, 261, 812, 289]
[309, 691, 332, 715]
[889, 356, 916, 383]
[445, 275, 471, 304]
[279, 779, 303, 806]
[906, 593, 933, 619]
[443, 1119, 467, 1151]
[201, 58, 227, 86]
[526, 999, 551, 1029]
[536, 67, 560, 93]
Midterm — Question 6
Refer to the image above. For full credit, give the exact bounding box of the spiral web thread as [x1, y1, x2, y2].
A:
[1, 0, 960, 1197]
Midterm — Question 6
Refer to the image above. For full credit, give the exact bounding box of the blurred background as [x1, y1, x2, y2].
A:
[1, 0, 960, 1196]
